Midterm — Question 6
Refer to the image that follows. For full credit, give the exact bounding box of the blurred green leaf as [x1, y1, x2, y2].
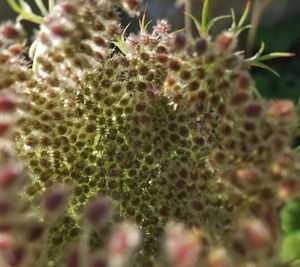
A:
[281, 198, 300, 234]
[281, 198, 300, 265]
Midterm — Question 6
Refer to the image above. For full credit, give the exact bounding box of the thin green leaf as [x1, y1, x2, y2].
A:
[7, 0, 44, 24]
[172, 26, 191, 35]
[246, 42, 265, 62]
[18, 0, 25, 8]
[6, 0, 23, 14]
[201, 0, 210, 37]
[139, 2, 148, 32]
[34, 0, 48, 16]
[237, 24, 253, 34]
[257, 41, 265, 56]
[230, 8, 236, 28]
[112, 39, 127, 55]
[251, 62, 280, 77]
[256, 52, 295, 62]
[16, 12, 44, 24]
[238, 0, 251, 28]
[112, 22, 131, 55]
[207, 15, 231, 32]
[184, 12, 203, 38]
[49, 0, 55, 11]
[121, 22, 131, 43]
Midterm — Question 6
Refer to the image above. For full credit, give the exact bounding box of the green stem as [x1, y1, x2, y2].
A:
[34, 0, 48, 16]
[201, 0, 209, 38]
[49, 0, 55, 11]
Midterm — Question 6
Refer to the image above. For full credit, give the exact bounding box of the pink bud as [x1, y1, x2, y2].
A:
[50, 25, 69, 38]
[278, 179, 297, 200]
[0, 233, 14, 250]
[165, 223, 201, 267]
[0, 201, 10, 215]
[108, 223, 140, 255]
[154, 20, 170, 34]
[173, 34, 186, 50]
[1, 25, 20, 39]
[242, 220, 271, 249]
[0, 96, 16, 112]
[0, 122, 10, 137]
[84, 198, 112, 229]
[44, 186, 70, 215]
[3, 246, 25, 266]
[216, 32, 234, 52]
[0, 167, 18, 189]
[64, 246, 79, 267]
[195, 39, 207, 55]
[267, 100, 294, 124]
[237, 168, 259, 185]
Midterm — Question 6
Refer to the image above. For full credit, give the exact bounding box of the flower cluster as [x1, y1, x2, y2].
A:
[0, 0, 299, 266]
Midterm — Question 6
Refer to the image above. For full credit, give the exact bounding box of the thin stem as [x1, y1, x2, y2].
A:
[184, 0, 192, 39]
[19, 12, 44, 24]
[246, 0, 271, 56]
[34, 0, 48, 16]
[6, 0, 44, 24]
[201, 0, 209, 37]
[49, 0, 55, 11]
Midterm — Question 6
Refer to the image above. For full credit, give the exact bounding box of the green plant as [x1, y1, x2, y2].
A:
[0, 0, 299, 266]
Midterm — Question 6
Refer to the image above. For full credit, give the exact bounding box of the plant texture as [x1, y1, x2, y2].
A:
[0, 0, 299, 266]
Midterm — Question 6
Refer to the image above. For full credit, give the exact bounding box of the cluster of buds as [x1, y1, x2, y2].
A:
[0, 0, 299, 266]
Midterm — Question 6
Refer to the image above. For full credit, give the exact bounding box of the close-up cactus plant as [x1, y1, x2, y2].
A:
[0, 0, 299, 266]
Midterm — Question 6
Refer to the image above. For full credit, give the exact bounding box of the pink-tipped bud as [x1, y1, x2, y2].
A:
[195, 39, 207, 56]
[216, 32, 234, 52]
[154, 19, 170, 34]
[237, 168, 259, 185]
[27, 222, 44, 242]
[64, 246, 79, 267]
[44, 185, 70, 216]
[50, 25, 69, 38]
[1, 25, 20, 39]
[8, 44, 23, 55]
[61, 3, 76, 14]
[0, 122, 10, 137]
[0, 233, 14, 250]
[242, 220, 271, 249]
[84, 198, 113, 229]
[0, 201, 10, 216]
[108, 222, 140, 260]
[0, 96, 16, 113]
[3, 246, 25, 266]
[122, 0, 141, 15]
[267, 100, 294, 124]
[173, 34, 186, 50]
[165, 223, 201, 267]
[278, 179, 297, 200]
[0, 167, 18, 189]
[125, 34, 139, 51]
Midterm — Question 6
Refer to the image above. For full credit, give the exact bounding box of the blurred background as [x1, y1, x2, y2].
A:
[1, 0, 299, 104]
[1, 0, 300, 265]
